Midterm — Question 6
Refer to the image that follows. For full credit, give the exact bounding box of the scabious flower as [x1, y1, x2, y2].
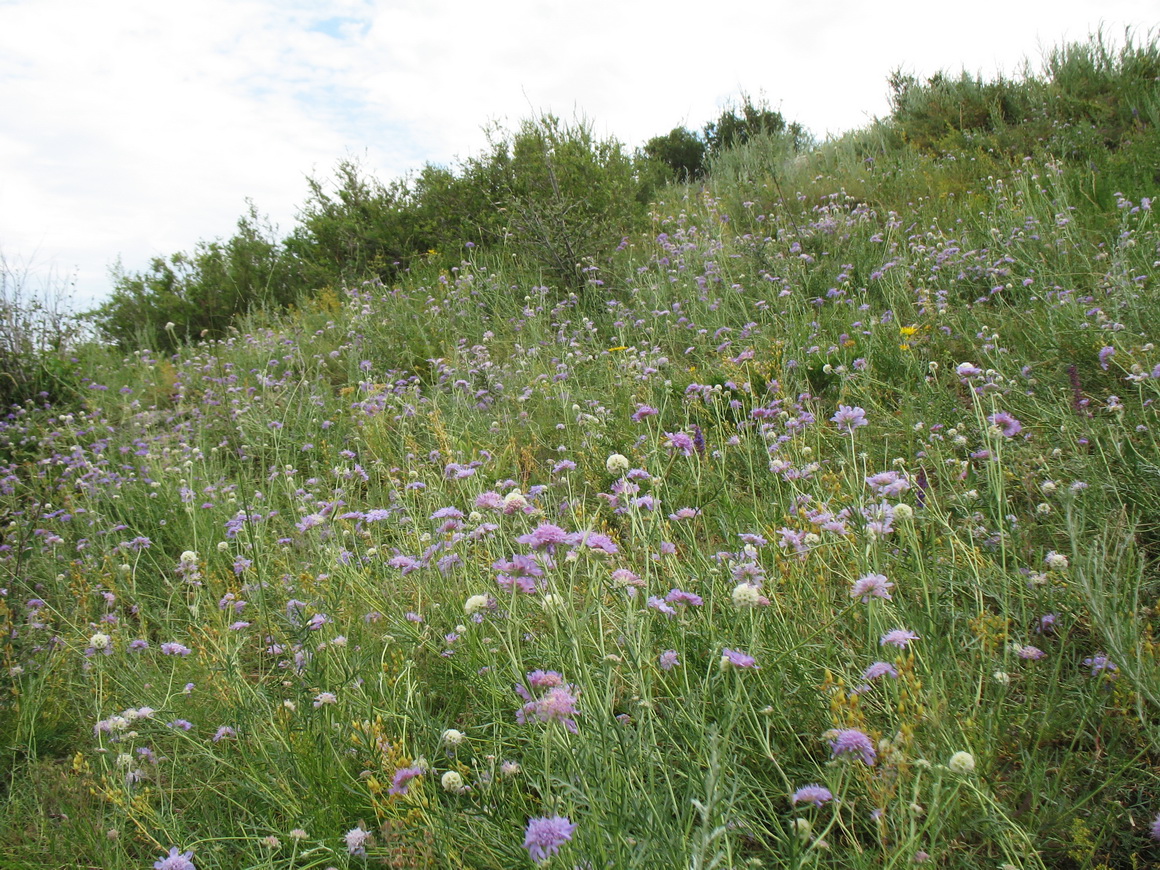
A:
[850, 572, 893, 603]
[987, 411, 1022, 438]
[831, 404, 868, 433]
[1083, 654, 1117, 677]
[791, 784, 834, 807]
[880, 629, 919, 648]
[463, 593, 491, 616]
[1151, 811, 1160, 841]
[516, 685, 580, 733]
[664, 431, 696, 456]
[516, 522, 571, 553]
[1044, 551, 1069, 570]
[344, 826, 371, 856]
[731, 582, 762, 608]
[658, 649, 679, 671]
[160, 642, 192, 657]
[523, 815, 577, 865]
[863, 661, 899, 681]
[154, 847, 195, 870]
[442, 728, 466, 747]
[947, 751, 975, 775]
[664, 588, 703, 607]
[441, 770, 467, 793]
[828, 728, 876, 765]
[605, 453, 630, 474]
[388, 764, 425, 796]
[720, 648, 758, 670]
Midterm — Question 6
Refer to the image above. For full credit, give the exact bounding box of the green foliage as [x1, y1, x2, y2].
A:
[642, 126, 708, 182]
[0, 255, 84, 409]
[704, 93, 811, 157]
[286, 158, 429, 288]
[489, 114, 647, 291]
[93, 204, 303, 350]
[887, 31, 1160, 201]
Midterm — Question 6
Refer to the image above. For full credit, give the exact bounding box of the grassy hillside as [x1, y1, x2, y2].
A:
[2, 32, 1160, 870]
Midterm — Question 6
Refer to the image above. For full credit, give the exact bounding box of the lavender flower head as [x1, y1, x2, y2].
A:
[862, 661, 899, 681]
[154, 848, 196, 870]
[880, 628, 919, 648]
[516, 523, 571, 553]
[831, 404, 868, 434]
[720, 648, 758, 669]
[524, 815, 577, 864]
[791, 784, 834, 807]
[828, 728, 876, 765]
[987, 411, 1022, 438]
[850, 572, 893, 603]
[388, 764, 425, 796]
[345, 826, 371, 856]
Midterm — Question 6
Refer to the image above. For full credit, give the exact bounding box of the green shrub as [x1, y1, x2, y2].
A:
[0, 255, 84, 408]
[489, 113, 647, 291]
[93, 204, 303, 350]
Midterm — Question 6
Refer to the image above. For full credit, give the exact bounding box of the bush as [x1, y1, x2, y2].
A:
[93, 204, 303, 350]
[704, 93, 811, 157]
[642, 126, 708, 182]
[489, 114, 647, 291]
[0, 253, 84, 408]
[286, 159, 429, 289]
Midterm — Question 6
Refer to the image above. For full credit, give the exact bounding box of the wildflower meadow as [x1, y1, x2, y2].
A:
[3, 32, 1160, 870]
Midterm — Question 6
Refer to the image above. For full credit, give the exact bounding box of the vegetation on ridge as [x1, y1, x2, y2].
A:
[0, 29, 1159, 870]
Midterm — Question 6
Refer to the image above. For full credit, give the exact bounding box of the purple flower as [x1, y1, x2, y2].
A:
[721, 648, 758, 669]
[956, 362, 982, 378]
[850, 572, 893, 603]
[863, 661, 899, 681]
[212, 725, 236, 742]
[1083, 654, 1117, 677]
[1099, 346, 1115, 370]
[829, 728, 876, 765]
[160, 642, 191, 657]
[570, 529, 619, 555]
[631, 404, 658, 422]
[790, 784, 834, 807]
[664, 588, 703, 607]
[987, 411, 1022, 438]
[517, 685, 580, 733]
[1151, 811, 1160, 841]
[1014, 645, 1045, 660]
[664, 431, 696, 456]
[525, 670, 564, 689]
[880, 629, 919, 648]
[516, 522, 571, 553]
[523, 815, 577, 865]
[831, 404, 868, 433]
[154, 847, 196, 870]
[345, 826, 371, 856]
[647, 596, 676, 617]
[658, 650, 679, 671]
[388, 764, 425, 796]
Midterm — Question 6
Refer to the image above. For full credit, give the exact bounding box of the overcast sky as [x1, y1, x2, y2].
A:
[1, 0, 1155, 308]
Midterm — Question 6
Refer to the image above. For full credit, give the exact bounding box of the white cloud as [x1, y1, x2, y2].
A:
[0, 0, 1155, 307]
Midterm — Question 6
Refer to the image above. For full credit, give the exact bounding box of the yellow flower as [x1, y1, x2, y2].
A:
[900, 326, 918, 336]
